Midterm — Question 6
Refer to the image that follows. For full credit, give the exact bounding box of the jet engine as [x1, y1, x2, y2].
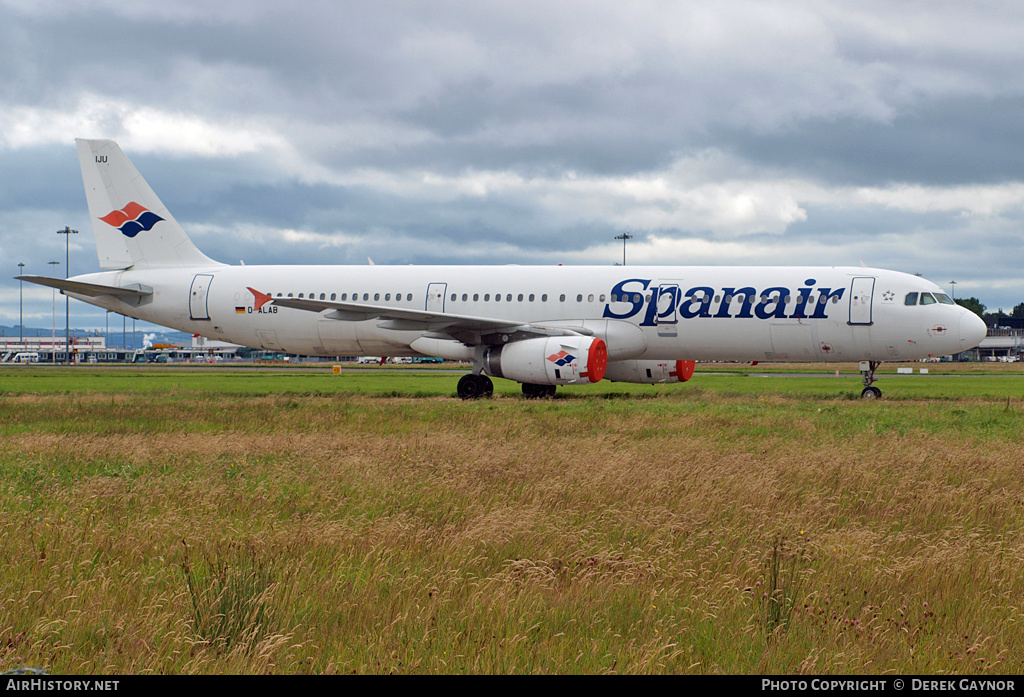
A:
[484, 336, 608, 385]
[604, 359, 695, 384]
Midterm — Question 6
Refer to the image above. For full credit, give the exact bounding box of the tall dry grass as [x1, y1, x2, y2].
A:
[1, 383, 1022, 673]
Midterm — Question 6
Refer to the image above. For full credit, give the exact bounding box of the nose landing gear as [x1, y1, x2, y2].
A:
[860, 360, 882, 399]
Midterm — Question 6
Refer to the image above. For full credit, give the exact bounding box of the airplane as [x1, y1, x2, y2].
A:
[17, 139, 988, 400]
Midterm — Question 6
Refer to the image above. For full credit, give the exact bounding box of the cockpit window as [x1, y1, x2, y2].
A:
[935, 293, 955, 305]
[905, 292, 918, 306]
[919, 293, 937, 305]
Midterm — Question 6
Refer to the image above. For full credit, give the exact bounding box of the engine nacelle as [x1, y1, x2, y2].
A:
[604, 359, 695, 384]
[484, 336, 608, 385]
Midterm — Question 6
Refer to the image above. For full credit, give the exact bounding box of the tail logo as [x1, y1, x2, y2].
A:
[99, 202, 164, 238]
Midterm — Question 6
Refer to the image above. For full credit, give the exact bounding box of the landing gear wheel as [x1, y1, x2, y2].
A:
[458, 374, 493, 400]
[859, 360, 882, 401]
[522, 383, 555, 399]
[861, 385, 882, 400]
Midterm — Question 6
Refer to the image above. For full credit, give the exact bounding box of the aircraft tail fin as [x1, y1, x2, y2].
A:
[76, 139, 222, 270]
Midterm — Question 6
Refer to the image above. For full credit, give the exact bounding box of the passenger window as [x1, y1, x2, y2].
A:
[599, 294, 605, 302]
[450, 293, 456, 301]
[529, 294, 534, 302]
[363, 293, 369, 301]
[341, 293, 347, 301]
[518, 294, 524, 302]
[473, 293, 479, 301]
[920, 293, 936, 305]
[406, 294, 413, 301]
[298, 293, 304, 298]
[462, 294, 468, 301]
[330, 293, 336, 300]
[559, 294, 565, 302]
[484, 294, 490, 301]
[542, 294, 548, 302]
[576, 294, 583, 302]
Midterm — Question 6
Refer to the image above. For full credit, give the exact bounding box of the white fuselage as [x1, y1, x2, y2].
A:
[67, 264, 986, 363]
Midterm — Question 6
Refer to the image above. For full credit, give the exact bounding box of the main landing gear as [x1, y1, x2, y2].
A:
[522, 383, 557, 399]
[457, 375, 558, 400]
[457, 373, 493, 400]
[860, 360, 882, 399]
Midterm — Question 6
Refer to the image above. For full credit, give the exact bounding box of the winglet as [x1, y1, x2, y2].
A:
[248, 287, 273, 311]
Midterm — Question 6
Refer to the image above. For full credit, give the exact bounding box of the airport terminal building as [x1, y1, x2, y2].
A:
[0, 335, 241, 364]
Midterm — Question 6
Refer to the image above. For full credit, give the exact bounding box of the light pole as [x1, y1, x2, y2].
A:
[949, 280, 957, 300]
[17, 262, 25, 348]
[614, 232, 633, 266]
[57, 226, 78, 364]
[47, 260, 59, 360]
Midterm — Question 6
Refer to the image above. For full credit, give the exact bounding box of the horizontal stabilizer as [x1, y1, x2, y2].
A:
[17, 275, 152, 300]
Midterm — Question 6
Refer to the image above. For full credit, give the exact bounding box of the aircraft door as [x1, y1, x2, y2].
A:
[256, 330, 282, 351]
[849, 277, 875, 326]
[189, 274, 214, 321]
[426, 283, 447, 313]
[654, 281, 681, 338]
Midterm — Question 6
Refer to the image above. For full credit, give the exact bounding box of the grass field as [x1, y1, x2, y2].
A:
[1, 364, 1022, 674]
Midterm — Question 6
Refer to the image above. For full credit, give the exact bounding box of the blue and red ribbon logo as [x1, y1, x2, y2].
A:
[99, 202, 164, 238]
[546, 350, 577, 366]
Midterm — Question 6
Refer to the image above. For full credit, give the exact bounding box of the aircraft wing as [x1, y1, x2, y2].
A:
[255, 288, 591, 345]
[17, 275, 152, 300]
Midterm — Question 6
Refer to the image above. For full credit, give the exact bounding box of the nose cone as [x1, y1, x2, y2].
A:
[959, 311, 987, 350]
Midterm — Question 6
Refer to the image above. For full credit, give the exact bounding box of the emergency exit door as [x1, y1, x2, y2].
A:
[190, 274, 213, 321]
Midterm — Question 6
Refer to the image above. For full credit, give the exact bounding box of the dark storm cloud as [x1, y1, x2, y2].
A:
[710, 95, 1024, 187]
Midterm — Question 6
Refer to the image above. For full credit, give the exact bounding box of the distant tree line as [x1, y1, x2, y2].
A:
[955, 297, 1024, 320]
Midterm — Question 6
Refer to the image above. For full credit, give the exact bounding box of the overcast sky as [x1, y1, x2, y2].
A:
[2, 0, 1023, 330]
